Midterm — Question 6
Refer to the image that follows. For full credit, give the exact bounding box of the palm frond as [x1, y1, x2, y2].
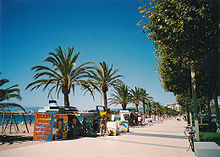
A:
[0, 79, 9, 87]
[32, 66, 62, 78]
[48, 52, 62, 65]
[27, 46, 96, 107]
[71, 52, 80, 64]
[0, 103, 25, 111]
[109, 83, 130, 109]
[44, 56, 59, 66]
[7, 94, 22, 101]
[0, 77, 22, 102]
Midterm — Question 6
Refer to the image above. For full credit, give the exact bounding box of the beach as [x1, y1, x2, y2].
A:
[0, 119, 195, 157]
[0, 123, 36, 151]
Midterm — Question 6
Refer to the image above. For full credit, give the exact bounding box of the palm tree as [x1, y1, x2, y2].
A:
[151, 101, 162, 121]
[26, 46, 94, 108]
[139, 88, 152, 115]
[164, 106, 170, 119]
[109, 84, 130, 110]
[130, 87, 141, 112]
[0, 73, 24, 111]
[88, 61, 123, 111]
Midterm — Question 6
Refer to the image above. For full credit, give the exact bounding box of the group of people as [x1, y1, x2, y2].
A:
[129, 113, 144, 126]
[61, 113, 154, 139]
[57, 113, 156, 140]
[129, 113, 154, 127]
[81, 116, 107, 136]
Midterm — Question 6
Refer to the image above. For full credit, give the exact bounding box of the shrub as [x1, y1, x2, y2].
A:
[199, 123, 216, 132]
[200, 132, 220, 146]
[199, 124, 209, 132]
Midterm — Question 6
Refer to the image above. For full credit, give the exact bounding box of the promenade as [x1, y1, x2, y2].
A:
[0, 119, 195, 157]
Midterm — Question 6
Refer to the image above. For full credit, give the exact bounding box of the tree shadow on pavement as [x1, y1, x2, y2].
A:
[101, 138, 188, 150]
[127, 132, 186, 139]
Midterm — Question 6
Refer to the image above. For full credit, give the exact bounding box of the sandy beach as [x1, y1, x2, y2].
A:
[0, 119, 195, 157]
[0, 124, 37, 151]
[0, 123, 35, 136]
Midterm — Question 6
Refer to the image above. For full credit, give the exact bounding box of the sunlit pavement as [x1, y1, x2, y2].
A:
[0, 119, 195, 157]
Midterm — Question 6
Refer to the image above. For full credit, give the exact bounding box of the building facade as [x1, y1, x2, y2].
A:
[166, 102, 180, 111]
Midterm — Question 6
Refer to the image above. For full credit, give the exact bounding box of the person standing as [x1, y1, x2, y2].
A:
[130, 113, 134, 126]
[82, 118, 89, 136]
[92, 118, 98, 134]
[99, 116, 106, 136]
[29, 119, 32, 126]
[138, 115, 142, 126]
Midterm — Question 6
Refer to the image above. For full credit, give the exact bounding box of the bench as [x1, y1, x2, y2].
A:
[194, 142, 220, 157]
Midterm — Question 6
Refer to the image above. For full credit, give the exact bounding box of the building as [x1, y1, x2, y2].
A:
[166, 102, 180, 111]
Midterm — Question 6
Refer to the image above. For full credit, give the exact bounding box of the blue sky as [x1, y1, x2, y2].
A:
[0, 0, 176, 110]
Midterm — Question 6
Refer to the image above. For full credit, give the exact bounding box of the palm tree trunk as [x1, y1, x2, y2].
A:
[135, 103, 138, 112]
[143, 101, 145, 114]
[64, 93, 70, 108]
[103, 91, 108, 111]
[122, 103, 126, 110]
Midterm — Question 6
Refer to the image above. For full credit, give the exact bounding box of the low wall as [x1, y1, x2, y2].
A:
[194, 142, 220, 157]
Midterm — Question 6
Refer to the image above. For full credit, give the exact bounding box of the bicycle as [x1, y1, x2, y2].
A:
[184, 125, 195, 152]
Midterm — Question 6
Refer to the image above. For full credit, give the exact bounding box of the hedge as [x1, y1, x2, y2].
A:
[200, 132, 220, 146]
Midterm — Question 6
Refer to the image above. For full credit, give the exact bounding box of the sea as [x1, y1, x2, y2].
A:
[0, 107, 42, 125]
[0, 106, 138, 125]
[0, 114, 36, 125]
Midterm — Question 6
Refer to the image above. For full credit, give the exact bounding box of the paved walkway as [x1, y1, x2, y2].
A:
[0, 119, 195, 157]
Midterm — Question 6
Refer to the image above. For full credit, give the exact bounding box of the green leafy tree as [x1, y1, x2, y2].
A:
[138, 0, 219, 139]
[88, 61, 123, 111]
[26, 46, 94, 108]
[109, 84, 130, 110]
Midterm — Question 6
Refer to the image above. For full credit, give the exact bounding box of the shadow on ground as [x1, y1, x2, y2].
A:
[128, 132, 186, 139]
[0, 135, 33, 145]
[101, 137, 188, 150]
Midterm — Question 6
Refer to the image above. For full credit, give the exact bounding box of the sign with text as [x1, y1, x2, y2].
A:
[33, 113, 54, 141]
